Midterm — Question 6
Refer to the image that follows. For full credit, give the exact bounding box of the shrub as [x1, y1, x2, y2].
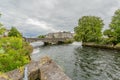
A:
[0, 37, 32, 72]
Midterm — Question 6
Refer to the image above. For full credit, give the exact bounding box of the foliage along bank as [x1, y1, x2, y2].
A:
[0, 16, 33, 72]
[74, 9, 120, 48]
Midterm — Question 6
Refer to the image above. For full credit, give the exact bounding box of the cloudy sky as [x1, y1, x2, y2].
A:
[0, 0, 120, 37]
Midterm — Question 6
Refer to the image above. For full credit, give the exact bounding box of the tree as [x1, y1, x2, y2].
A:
[103, 29, 114, 37]
[38, 35, 45, 38]
[0, 23, 6, 35]
[8, 27, 22, 37]
[74, 16, 104, 42]
[104, 9, 120, 45]
[0, 14, 6, 35]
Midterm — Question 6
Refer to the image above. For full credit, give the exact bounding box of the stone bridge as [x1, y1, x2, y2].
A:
[25, 38, 69, 45]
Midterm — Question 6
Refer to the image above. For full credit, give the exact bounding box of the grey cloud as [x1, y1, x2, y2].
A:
[0, 0, 120, 37]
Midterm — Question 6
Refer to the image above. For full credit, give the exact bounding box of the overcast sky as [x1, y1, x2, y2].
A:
[0, 0, 120, 37]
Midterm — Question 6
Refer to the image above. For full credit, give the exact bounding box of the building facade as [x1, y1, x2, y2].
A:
[46, 32, 74, 39]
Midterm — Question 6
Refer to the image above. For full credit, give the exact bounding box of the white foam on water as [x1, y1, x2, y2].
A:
[32, 48, 40, 54]
[23, 66, 28, 80]
[30, 41, 44, 48]
[70, 42, 82, 46]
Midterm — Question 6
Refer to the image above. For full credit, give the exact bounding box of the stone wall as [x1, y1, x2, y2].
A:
[0, 56, 71, 80]
[82, 42, 120, 50]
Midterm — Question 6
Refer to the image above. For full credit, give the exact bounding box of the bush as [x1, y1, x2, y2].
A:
[100, 38, 117, 46]
[0, 37, 32, 72]
[64, 39, 74, 44]
[115, 43, 120, 47]
[38, 35, 45, 38]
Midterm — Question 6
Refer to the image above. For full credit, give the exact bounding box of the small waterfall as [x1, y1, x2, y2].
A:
[30, 41, 44, 48]
[23, 66, 28, 80]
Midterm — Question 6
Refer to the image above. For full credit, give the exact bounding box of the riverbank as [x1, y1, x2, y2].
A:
[0, 56, 71, 80]
[0, 42, 72, 80]
[29, 42, 120, 80]
[82, 42, 120, 50]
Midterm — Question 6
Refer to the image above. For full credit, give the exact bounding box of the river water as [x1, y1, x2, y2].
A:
[31, 42, 120, 80]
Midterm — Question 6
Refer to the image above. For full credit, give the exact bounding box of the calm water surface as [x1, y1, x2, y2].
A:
[31, 42, 120, 80]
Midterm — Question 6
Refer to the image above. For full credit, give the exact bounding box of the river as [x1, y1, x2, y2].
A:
[30, 42, 120, 80]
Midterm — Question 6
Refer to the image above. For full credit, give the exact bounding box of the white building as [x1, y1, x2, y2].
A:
[46, 32, 74, 39]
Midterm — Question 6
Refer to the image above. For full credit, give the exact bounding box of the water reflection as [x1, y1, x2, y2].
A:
[74, 47, 120, 80]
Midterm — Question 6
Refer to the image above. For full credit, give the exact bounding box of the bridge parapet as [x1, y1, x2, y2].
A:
[25, 38, 70, 44]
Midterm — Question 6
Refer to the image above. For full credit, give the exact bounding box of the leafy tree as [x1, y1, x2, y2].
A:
[103, 29, 113, 37]
[8, 27, 22, 37]
[38, 35, 45, 38]
[0, 14, 6, 35]
[0, 13, 32, 72]
[0, 24, 5, 35]
[104, 9, 120, 45]
[74, 16, 104, 42]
